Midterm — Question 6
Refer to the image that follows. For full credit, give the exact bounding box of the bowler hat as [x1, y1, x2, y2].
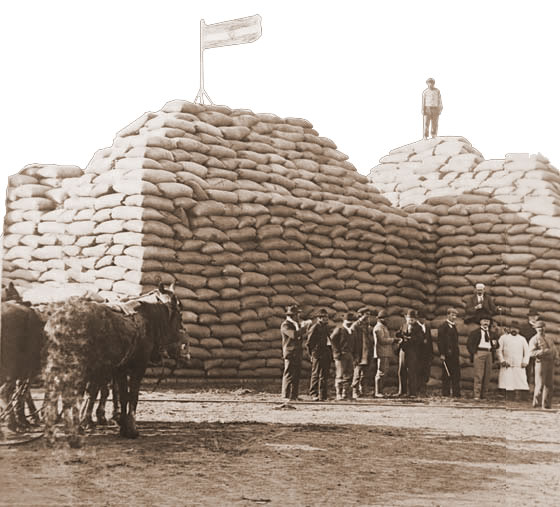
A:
[345, 312, 356, 322]
[478, 313, 492, 324]
[509, 320, 520, 329]
[406, 309, 418, 318]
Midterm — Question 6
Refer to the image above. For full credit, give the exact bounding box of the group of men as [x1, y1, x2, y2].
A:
[280, 282, 558, 408]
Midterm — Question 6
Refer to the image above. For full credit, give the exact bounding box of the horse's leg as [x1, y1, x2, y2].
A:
[14, 379, 32, 430]
[62, 384, 82, 449]
[25, 384, 41, 425]
[43, 379, 58, 447]
[80, 382, 98, 429]
[115, 373, 129, 437]
[96, 383, 109, 425]
[111, 376, 120, 424]
[126, 373, 144, 439]
[2, 380, 20, 432]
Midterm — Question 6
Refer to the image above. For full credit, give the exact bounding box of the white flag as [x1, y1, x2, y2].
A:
[201, 14, 262, 50]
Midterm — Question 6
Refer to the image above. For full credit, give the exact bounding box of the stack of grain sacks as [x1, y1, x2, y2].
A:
[370, 137, 560, 390]
[3, 100, 435, 382]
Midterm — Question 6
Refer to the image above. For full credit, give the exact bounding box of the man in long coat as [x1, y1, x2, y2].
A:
[306, 308, 332, 401]
[396, 309, 423, 397]
[280, 305, 311, 401]
[437, 307, 461, 398]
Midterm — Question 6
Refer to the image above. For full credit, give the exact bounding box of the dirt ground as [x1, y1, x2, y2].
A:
[1, 387, 559, 506]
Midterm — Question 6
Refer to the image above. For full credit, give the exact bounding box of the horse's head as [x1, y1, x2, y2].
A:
[150, 283, 190, 363]
[1, 282, 23, 303]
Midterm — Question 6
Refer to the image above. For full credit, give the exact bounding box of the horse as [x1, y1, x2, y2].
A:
[42, 283, 189, 447]
[1, 283, 44, 435]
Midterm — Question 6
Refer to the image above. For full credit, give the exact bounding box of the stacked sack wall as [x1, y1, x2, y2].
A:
[370, 137, 560, 390]
[3, 100, 435, 382]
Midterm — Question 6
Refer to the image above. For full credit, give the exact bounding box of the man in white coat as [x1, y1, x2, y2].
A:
[497, 321, 530, 401]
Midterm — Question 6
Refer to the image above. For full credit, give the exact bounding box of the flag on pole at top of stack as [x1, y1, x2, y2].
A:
[201, 14, 262, 50]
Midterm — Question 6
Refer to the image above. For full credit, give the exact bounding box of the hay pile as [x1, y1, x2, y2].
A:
[3, 100, 433, 381]
[370, 138, 560, 389]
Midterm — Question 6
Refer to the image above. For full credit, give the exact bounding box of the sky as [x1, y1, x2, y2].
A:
[1, 0, 559, 219]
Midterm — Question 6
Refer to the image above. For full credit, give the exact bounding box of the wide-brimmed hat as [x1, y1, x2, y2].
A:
[405, 309, 418, 318]
[509, 320, 520, 330]
[285, 305, 301, 316]
[426, 78, 435, 84]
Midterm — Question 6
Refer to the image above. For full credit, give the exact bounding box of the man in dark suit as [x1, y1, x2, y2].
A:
[306, 308, 332, 401]
[396, 309, 423, 397]
[437, 307, 461, 398]
[416, 309, 433, 395]
[467, 313, 499, 400]
[280, 305, 312, 401]
[465, 283, 497, 324]
[519, 311, 539, 393]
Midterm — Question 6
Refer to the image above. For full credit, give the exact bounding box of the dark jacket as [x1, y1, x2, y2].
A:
[437, 321, 460, 360]
[466, 327, 499, 362]
[355, 322, 374, 365]
[281, 318, 305, 359]
[418, 322, 433, 357]
[396, 321, 423, 353]
[330, 324, 358, 361]
[464, 294, 497, 323]
[306, 321, 331, 356]
[519, 323, 536, 342]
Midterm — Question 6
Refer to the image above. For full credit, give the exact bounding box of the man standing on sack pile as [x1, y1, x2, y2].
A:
[351, 307, 377, 399]
[373, 309, 397, 398]
[465, 283, 497, 325]
[422, 78, 443, 139]
[528, 321, 558, 409]
[306, 308, 332, 402]
[467, 313, 499, 401]
[437, 307, 461, 398]
[396, 309, 423, 398]
[280, 305, 312, 401]
[497, 320, 530, 401]
[330, 312, 367, 401]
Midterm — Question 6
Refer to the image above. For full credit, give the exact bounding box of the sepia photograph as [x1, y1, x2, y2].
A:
[1, 1, 559, 505]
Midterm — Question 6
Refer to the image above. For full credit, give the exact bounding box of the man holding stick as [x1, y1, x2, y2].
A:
[437, 307, 461, 398]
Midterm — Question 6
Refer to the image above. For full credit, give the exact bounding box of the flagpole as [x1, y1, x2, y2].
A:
[194, 19, 213, 105]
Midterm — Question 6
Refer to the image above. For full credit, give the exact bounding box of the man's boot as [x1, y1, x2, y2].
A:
[352, 388, 360, 400]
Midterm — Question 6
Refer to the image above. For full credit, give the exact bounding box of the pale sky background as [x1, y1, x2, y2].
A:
[1, 0, 559, 219]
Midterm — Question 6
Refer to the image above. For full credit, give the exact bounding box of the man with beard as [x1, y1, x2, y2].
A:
[306, 309, 332, 401]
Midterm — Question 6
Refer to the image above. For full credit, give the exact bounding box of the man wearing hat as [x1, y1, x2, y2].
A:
[465, 283, 497, 325]
[497, 320, 530, 400]
[528, 321, 558, 409]
[306, 309, 332, 401]
[437, 308, 461, 398]
[416, 309, 433, 396]
[280, 305, 312, 401]
[396, 309, 423, 397]
[351, 307, 377, 399]
[330, 312, 367, 401]
[422, 78, 443, 139]
[373, 309, 397, 397]
[467, 313, 499, 400]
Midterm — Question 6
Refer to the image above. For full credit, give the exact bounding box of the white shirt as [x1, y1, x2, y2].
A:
[479, 328, 491, 350]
